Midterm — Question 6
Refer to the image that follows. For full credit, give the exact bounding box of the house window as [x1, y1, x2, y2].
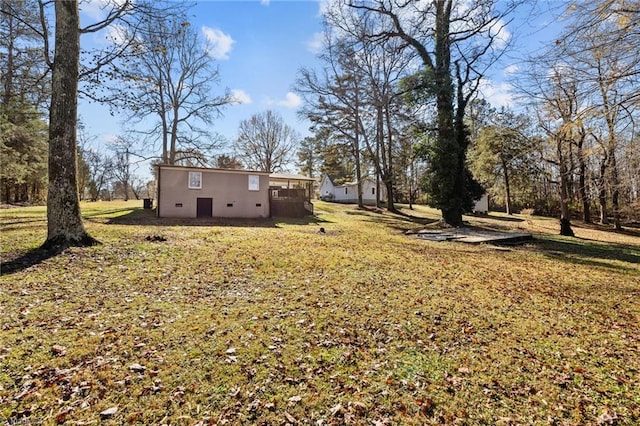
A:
[248, 175, 260, 191]
[372, 187, 375, 195]
[188, 172, 202, 189]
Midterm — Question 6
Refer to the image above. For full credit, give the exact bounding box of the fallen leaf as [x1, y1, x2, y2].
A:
[284, 411, 297, 423]
[51, 344, 66, 356]
[100, 406, 118, 419]
[129, 363, 146, 373]
[349, 401, 367, 413]
[330, 404, 344, 416]
[288, 395, 302, 404]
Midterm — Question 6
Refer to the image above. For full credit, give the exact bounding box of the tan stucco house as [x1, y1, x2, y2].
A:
[155, 165, 314, 218]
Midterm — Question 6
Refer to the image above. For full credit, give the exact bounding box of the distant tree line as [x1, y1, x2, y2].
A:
[293, 0, 639, 233]
[0, 0, 48, 204]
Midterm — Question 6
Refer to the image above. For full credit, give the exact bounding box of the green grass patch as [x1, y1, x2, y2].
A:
[1, 200, 639, 424]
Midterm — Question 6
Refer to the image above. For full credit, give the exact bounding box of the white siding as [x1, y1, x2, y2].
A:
[473, 194, 489, 214]
[319, 175, 335, 200]
[318, 174, 386, 204]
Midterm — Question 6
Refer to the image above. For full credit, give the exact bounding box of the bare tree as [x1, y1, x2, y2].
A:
[111, 14, 232, 165]
[520, 62, 586, 236]
[353, 22, 414, 212]
[558, 1, 640, 229]
[83, 150, 114, 202]
[235, 110, 299, 173]
[29, 0, 186, 248]
[344, 0, 517, 225]
[215, 154, 244, 170]
[296, 29, 368, 207]
[110, 137, 136, 201]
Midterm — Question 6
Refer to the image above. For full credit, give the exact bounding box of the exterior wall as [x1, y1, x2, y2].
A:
[319, 174, 387, 204]
[473, 194, 489, 214]
[360, 179, 386, 203]
[333, 184, 354, 202]
[157, 166, 270, 218]
[319, 175, 335, 200]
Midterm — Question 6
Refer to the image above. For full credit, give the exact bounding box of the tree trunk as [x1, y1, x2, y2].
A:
[354, 90, 363, 208]
[355, 135, 363, 208]
[384, 103, 397, 213]
[435, 77, 462, 225]
[169, 105, 179, 164]
[434, 2, 463, 227]
[558, 139, 574, 237]
[609, 150, 621, 230]
[3, 182, 10, 204]
[574, 133, 590, 223]
[503, 165, 512, 215]
[598, 155, 608, 224]
[43, 1, 98, 249]
[579, 148, 590, 223]
[375, 105, 383, 208]
[3, 0, 15, 106]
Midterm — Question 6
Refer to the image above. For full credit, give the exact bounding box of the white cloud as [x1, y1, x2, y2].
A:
[504, 64, 519, 76]
[231, 89, 252, 105]
[202, 26, 235, 60]
[478, 79, 514, 108]
[306, 32, 324, 54]
[493, 21, 512, 50]
[105, 24, 127, 46]
[260, 0, 270, 5]
[266, 92, 302, 109]
[81, 0, 130, 21]
[80, 0, 111, 20]
[102, 134, 119, 147]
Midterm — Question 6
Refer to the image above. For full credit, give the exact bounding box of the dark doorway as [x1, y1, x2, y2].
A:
[196, 198, 213, 217]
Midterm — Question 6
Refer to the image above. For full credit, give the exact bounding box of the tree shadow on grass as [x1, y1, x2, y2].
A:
[1, 245, 65, 276]
[571, 221, 640, 239]
[96, 208, 332, 228]
[470, 213, 525, 223]
[345, 205, 437, 223]
[343, 207, 440, 233]
[82, 207, 141, 218]
[527, 235, 640, 272]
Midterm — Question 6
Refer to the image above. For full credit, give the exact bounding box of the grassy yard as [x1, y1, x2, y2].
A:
[1, 200, 638, 425]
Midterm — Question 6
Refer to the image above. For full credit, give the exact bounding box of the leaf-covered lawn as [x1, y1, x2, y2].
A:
[1, 201, 639, 425]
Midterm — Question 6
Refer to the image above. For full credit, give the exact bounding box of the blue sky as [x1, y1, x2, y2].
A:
[77, 0, 561, 175]
[190, 1, 325, 142]
[79, 0, 326, 164]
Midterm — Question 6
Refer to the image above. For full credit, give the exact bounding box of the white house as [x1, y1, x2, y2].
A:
[319, 174, 386, 205]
